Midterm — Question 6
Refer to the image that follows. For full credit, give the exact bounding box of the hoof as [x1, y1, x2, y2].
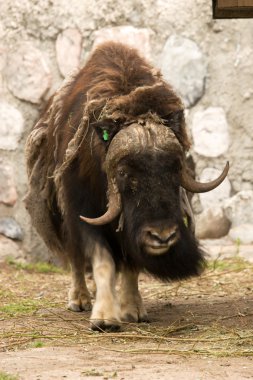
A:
[90, 320, 121, 332]
[68, 301, 92, 312]
[138, 316, 150, 323]
[121, 313, 137, 323]
[121, 313, 150, 324]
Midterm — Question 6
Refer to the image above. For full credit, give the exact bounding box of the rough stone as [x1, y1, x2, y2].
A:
[201, 238, 253, 263]
[93, 26, 152, 59]
[0, 217, 23, 241]
[159, 35, 206, 108]
[223, 191, 253, 227]
[56, 28, 82, 77]
[196, 206, 231, 239]
[0, 235, 23, 262]
[238, 245, 253, 264]
[212, 22, 223, 33]
[229, 224, 253, 244]
[198, 167, 231, 209]
[5, 43, 52, 103]
[191, 107, 230, 157]
[0, 102, 24, 150]
[0, 160, 17, 206]
[0, 44, 6, 71]
[0, 45, 5, 95]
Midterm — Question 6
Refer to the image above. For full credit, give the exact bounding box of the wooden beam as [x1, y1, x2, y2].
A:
[213, 0, 253, 17]
[218, 0, 238, 8]
[218, 0, 253, 7]
[238, 0, 253, 6]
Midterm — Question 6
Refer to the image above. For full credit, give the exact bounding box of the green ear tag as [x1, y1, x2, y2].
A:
[103, 129, 109, 141]
[183, 216, 189, 228]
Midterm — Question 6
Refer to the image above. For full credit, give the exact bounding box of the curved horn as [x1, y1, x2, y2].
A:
[80, 176, 121, 225]
[79, 123, 143, 226]
[181, 161, 229, 193]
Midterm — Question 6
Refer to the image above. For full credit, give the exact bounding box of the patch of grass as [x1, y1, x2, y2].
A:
[31, 341, 44, 348]
[6, 258, 63, 274]
[235, 237, 241, 254]
[207, 257, 250, 272]
[0, 372, 19, 380]
[0, 300, 41, 317]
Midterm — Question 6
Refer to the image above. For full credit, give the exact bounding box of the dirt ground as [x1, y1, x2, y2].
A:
[0, 246, 252, 380]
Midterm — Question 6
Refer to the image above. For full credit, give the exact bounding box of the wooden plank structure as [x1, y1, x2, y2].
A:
[213, 0, 253, 18]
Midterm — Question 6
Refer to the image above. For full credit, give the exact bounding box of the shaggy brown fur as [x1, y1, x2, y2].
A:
[25, 41, 190, 263]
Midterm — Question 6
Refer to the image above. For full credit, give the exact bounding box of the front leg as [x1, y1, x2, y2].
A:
[120, 268, 149, 323]
[90, 243, 121, 331]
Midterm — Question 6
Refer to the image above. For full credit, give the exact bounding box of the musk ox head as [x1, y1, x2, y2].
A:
[80, 116, 229, 279]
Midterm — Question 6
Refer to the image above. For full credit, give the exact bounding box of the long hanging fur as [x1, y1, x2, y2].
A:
[25, 41, 192, 265]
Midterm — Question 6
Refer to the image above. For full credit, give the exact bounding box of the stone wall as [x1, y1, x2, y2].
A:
[0, 0, 252, 261]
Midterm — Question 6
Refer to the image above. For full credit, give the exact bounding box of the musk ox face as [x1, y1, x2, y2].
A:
[114, 151, 206, 280]
[116, 152, 182, 256]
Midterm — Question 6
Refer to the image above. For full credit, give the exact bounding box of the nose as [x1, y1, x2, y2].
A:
[147, 226, 179, 245]
[143, 225, 179, 255]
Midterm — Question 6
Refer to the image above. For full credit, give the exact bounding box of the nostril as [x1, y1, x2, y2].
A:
[166, 231, 177, 243]
[148, 230, 162, 243]
[147, 227, 178, 245]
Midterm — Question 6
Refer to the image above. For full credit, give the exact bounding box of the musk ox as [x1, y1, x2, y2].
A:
[25, 42, 229, 331]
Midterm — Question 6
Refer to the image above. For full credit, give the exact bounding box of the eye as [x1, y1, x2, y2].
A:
[117, 169, 128, 179]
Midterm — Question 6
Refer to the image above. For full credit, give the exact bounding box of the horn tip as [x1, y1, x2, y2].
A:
[80, 215, 88, 223]
[225, 161, 229, 174]
[80, 215, 99, 226]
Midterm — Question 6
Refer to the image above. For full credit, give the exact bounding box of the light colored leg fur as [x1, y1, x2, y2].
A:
[120, 269, 148, 323]
[68, 266, 92, 312]
[90, 244, 121, 330]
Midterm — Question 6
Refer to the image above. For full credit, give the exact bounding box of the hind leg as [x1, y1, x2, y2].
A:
[68, 253, 92, 312]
